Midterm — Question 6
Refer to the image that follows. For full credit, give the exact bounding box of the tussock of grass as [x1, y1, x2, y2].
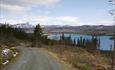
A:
[71, 62, 93, 70]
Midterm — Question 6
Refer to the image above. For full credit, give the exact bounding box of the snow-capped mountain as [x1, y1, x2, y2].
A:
[13, 23, 33, 28]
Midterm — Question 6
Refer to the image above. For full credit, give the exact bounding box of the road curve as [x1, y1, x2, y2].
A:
[2, 47, 64, 70]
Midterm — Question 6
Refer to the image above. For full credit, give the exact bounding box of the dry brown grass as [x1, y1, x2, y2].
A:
[45, 45, 113, 70]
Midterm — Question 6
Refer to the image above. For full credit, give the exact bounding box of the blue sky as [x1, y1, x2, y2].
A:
[0, 0, 114, 25]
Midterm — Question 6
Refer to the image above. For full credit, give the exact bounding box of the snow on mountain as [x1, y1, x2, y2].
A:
[13, 23, 33, 28]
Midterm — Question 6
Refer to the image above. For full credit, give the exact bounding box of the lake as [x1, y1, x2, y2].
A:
[48, 33, 114, 50]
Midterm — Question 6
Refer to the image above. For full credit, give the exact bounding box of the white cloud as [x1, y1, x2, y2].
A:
[0, 0, 61, 13]
[0, 16, 80, 26]
[1, 0, 61, 6]
[1, 15, 113, 26]
[0, 4, 26, 13]
[95, 20, 114, 25]
[55, 16, 79, 23]
[0, 15, 113, 26]
[31, 16, 80, 25]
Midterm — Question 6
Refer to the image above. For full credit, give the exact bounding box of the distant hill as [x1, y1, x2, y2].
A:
[43, 25, 115, 35]
[0, 23, 115, 35]
[12, 24, 115, 35]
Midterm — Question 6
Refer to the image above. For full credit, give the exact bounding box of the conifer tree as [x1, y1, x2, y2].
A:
[33, 24, 43, 47]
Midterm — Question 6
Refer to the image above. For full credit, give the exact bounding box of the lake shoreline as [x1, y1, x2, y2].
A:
[48, 33, 114, 51]
[47, 32, 114, 36]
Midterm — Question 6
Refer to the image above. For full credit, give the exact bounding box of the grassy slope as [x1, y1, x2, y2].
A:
[45, 45, 112, 70]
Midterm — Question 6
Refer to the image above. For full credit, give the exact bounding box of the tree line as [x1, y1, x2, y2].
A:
[0, 24, 29, 40]
[77, 36, 100, 52]
[0, 23, 101, 51]
[44, 32, 101, 52]
[32, 24, 101, 52]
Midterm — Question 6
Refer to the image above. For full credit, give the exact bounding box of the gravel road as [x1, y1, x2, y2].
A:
[2, 47, 64, 70]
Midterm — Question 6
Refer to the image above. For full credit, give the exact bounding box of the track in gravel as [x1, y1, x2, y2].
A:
[2, 47, 64, 70]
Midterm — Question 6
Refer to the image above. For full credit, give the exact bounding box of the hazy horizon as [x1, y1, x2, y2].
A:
[0, 22, 115, 26]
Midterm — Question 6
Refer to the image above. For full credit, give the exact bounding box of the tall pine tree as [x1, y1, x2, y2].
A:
[33, 24, 43, 47]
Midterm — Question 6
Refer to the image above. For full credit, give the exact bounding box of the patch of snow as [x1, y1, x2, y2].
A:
[2, 49, 11, 56]
[13, 52, 18, 57]
[2, 60, 9, 65]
